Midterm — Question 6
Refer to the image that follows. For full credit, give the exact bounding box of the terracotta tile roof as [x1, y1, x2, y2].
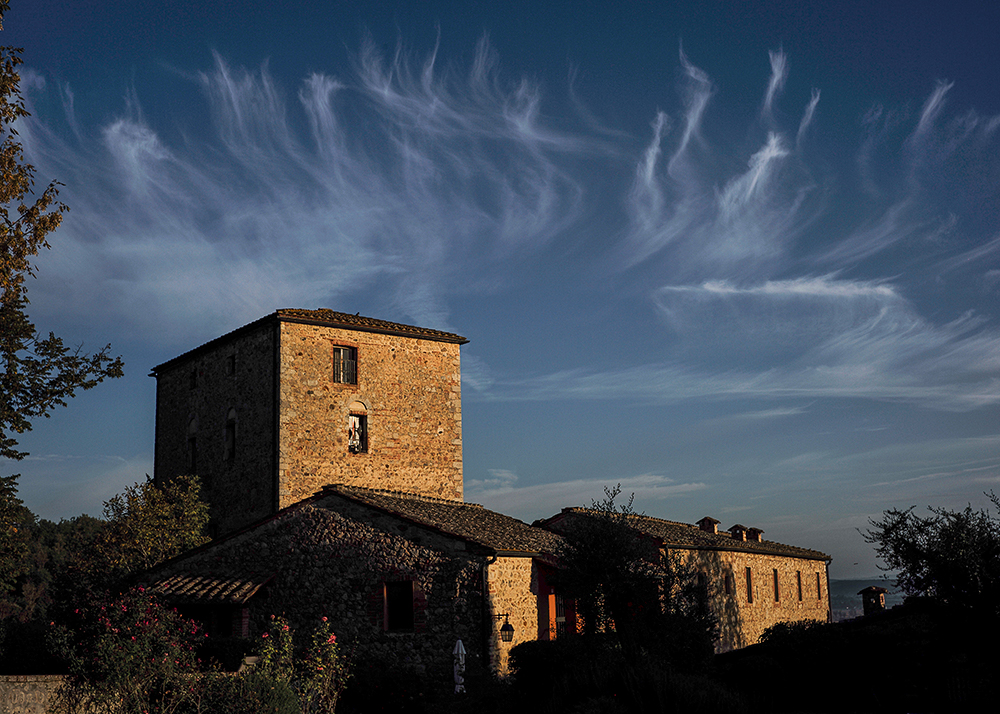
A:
[542, 508, 830, 562]
[320, 485, 563, 556]
[146, 573, 274, 605]
[276, 309, 468, 344]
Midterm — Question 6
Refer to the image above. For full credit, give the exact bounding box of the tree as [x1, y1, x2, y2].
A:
[90, 474, 210, 583]
[553, 485, 715, 665]
[0, 1, 123, 462]
[862, 493, 1000, 618]
[0, 473, 30, 599]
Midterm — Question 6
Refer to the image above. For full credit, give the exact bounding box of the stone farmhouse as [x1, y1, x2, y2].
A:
[147, 309, 831, 681]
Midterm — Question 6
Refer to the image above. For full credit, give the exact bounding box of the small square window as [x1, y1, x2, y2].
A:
[332, 346, 357, 384]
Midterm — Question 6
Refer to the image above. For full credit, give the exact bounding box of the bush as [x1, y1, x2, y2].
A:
[51, 586, 205, 713]
[191, 668, 299, 714]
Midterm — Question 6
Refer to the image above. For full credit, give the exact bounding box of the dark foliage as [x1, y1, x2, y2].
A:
[862, 492, 1000, 618]
[507, 636, 746, 714]
[717, 601, 997, 713]
[552, 485, 716, 668]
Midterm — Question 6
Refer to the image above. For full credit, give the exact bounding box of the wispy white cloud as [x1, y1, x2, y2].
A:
[19, 41, 593, 342]
[762, 50, 787, 122]
[484, 274, 1000, 410]
[15, 42, 1000, 420]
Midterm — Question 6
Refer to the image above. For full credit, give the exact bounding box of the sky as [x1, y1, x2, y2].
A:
[4, 0, 1000, 579]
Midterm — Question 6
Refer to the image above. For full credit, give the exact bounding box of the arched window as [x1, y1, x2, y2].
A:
[348, 401, 368, 454]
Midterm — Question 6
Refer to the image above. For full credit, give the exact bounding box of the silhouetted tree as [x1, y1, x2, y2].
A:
[863, 492, 1000, 618]
[554, 485, 715, 667]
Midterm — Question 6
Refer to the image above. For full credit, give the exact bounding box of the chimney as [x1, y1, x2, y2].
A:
[858, 586, 888, 616]
[747, 527, 764, 543]
[696, 516, 720, 534]
[729, 524, 747, 541]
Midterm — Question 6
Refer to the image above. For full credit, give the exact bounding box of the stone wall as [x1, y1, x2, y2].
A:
[0, 675, 64, 714]
[152, 495, 490, 692]
[485, 557, 542, 675]
[682, 548, 830, 650]
[154, 314, 464, 535]
[277, 321, 463, 506]
[154, 321, 278, 535]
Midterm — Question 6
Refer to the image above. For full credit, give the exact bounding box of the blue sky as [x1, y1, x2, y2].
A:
[4, 0, 1000, 578]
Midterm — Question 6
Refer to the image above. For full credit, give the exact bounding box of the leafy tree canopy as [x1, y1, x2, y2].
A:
[863, 493, 1000, 618]
[0, 0, 123, 461]
[91, 474, 210, 582]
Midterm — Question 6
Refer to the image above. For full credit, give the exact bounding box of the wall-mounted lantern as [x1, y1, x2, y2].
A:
[493, 613, 515, 642]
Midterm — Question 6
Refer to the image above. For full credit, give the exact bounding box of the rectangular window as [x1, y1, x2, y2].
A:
[745, 567, 753, 603]
[724, 572, 734, 596]
[384, 581, 414, 632]
[817, 572, 822, 599]
[773, 569, 780, 602]
[554, 594, 567, 638]
[225, 354, 236, 376]
[188, 436, 198, 474]
[332, 346, 357, 384]
[797, 571, 803, 601]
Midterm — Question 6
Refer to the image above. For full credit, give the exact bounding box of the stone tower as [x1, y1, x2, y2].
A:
[152, 309, 467, 535]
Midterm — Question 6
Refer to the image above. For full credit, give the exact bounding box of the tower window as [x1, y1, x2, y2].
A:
[332, 346, 357, 384]
[348, 401, 368, 454]
[224, 408, 237, 461]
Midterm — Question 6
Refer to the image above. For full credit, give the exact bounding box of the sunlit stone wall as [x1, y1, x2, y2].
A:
[277, 320, 463, 507]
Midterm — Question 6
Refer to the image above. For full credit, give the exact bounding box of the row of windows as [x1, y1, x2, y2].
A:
[738, 567, 822, 604]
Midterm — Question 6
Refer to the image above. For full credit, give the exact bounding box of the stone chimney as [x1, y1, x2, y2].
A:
[729, 524, 748, 541]
[858, 586, 888, 616]
[747, 527, 764, 543]
[696, 516, 720, 534]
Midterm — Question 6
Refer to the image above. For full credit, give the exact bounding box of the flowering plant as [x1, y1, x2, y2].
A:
[297, 617, 348, 714]
[51, 586, 203, 713]
[255, 614, 349, 713]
